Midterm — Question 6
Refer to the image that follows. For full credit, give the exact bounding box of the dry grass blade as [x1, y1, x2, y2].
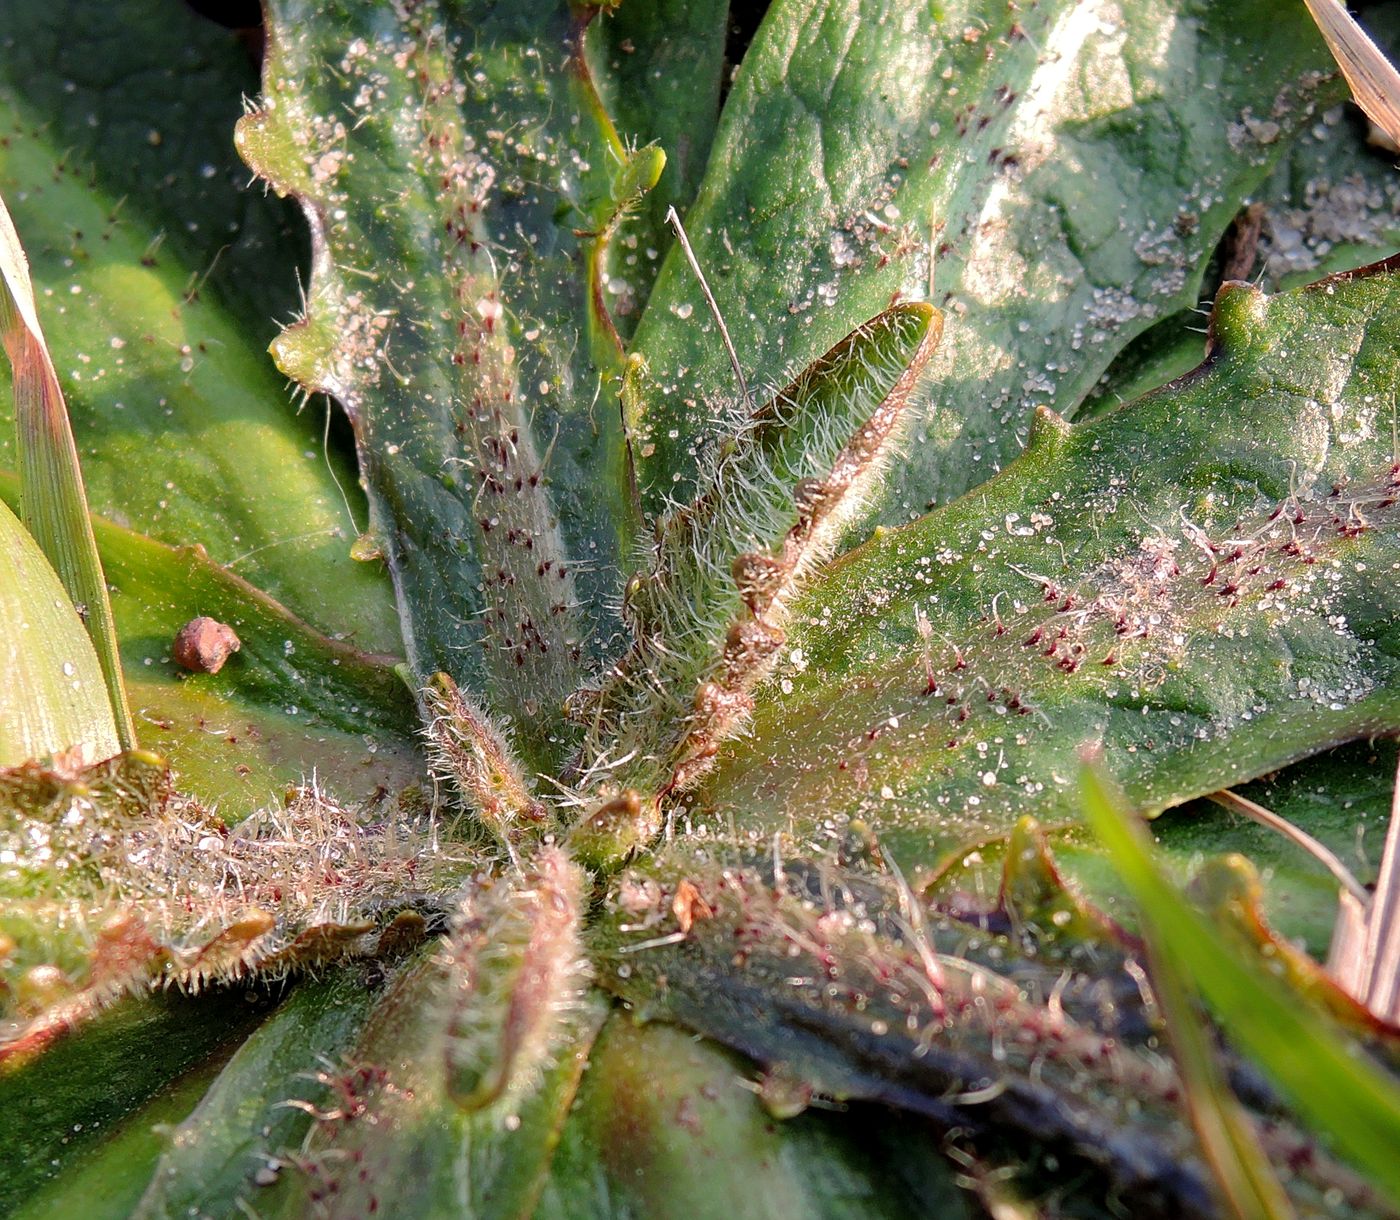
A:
[1329, 755, 1400, 1022]
[1302, 0, 1400, 150]
[0, 193, 134, 749]
[1209, 788, 1370, 905]
[665, 205, 753, 412]
[1362, 762, 1400, 1019]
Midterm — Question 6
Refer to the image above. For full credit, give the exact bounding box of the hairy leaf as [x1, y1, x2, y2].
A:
[582, 302, 938, 808]
[238, 0, 668, 767]
[132, 970, 386, 1220]
[257, 947, 606, 1220]
[0, 754, 470, 1048]
[593, 844, 1392, 1217]
[692, 262, 1400, 875]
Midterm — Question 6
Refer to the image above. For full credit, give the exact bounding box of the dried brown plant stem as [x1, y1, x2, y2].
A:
[1327, 755, 1400, 1023]
[1302, 0, 1400, 150]
[1208, 788, 1370, 905]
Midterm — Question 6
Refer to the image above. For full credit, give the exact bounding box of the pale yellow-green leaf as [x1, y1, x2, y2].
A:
[0, 193, 132, 747]
[0, 496, 118, 765]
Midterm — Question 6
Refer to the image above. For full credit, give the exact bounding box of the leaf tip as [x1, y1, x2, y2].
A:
[1027, 404, 1071, 451]
[1207, 281, 1269, 355]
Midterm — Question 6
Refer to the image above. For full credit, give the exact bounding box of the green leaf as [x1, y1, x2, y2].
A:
[588, 0, 730, 331]
[0, 989, 277, 1215]
[13, 1046, 232, 1220]
[626, 0, 1343, 520]
[132, 971, 386, 1220]
[0, 495, 117, 765]
[0, 0, 425, 803]
[87, 503, 420, 806]
[694, 263, 1400, 874]
[1079, 760, 1400, 1206]
[1084, 69, 1400, 422]
[238, 0, 670, 766]
[0, 0, 402, 657]
[539, 1017, 974, 1220]
[8, 2, 1400, 1214]
[439, 848, 590, 1114]
[1, 173, 417, 796]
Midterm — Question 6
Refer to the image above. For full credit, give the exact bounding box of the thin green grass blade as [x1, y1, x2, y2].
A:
[1144, 918, 1295, 1219]
[1079, 760, 1400, 1206]
[0, 194, 133, 748]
